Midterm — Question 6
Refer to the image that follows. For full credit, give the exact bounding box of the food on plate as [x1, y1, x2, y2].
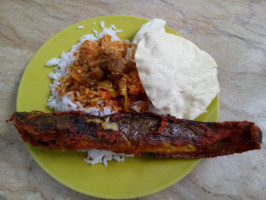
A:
[132, 18, 166, 44]
[53, 34, 147, 114]
[47, 30, 147, 116]
[14, 19, 260, 166]
[135, 18, 220, 120]
[45, 21, 152, 164]
[46, 18, 219, 120]
[10, 111, 262, 158]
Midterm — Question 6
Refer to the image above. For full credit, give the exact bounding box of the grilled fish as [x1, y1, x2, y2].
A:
[10, 111, 262, 158]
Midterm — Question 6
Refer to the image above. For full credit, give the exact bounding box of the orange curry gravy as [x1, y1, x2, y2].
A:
[55, 34, 149, 113]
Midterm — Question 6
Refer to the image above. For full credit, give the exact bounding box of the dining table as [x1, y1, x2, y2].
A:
[0, 0, 265, 199]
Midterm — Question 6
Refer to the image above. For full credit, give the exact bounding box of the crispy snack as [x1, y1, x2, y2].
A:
[10, 111, 262, 158]
[56, 35, 148, 113]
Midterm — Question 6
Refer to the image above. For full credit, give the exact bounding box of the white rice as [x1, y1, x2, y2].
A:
[77, 25, 84, 29]
[46, 21, 133, 166]
[131, 100, 146, 112]
[92, 29, 98, 37]
[100, 20, 105, 29]
[79, 149, 134, 166]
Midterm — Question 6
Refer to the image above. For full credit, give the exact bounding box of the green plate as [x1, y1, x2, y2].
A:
[16, 16, 219, 199]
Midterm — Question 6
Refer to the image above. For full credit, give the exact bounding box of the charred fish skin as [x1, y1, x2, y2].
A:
[10, 111, 262, 158]
[110, 113, 262, 157]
